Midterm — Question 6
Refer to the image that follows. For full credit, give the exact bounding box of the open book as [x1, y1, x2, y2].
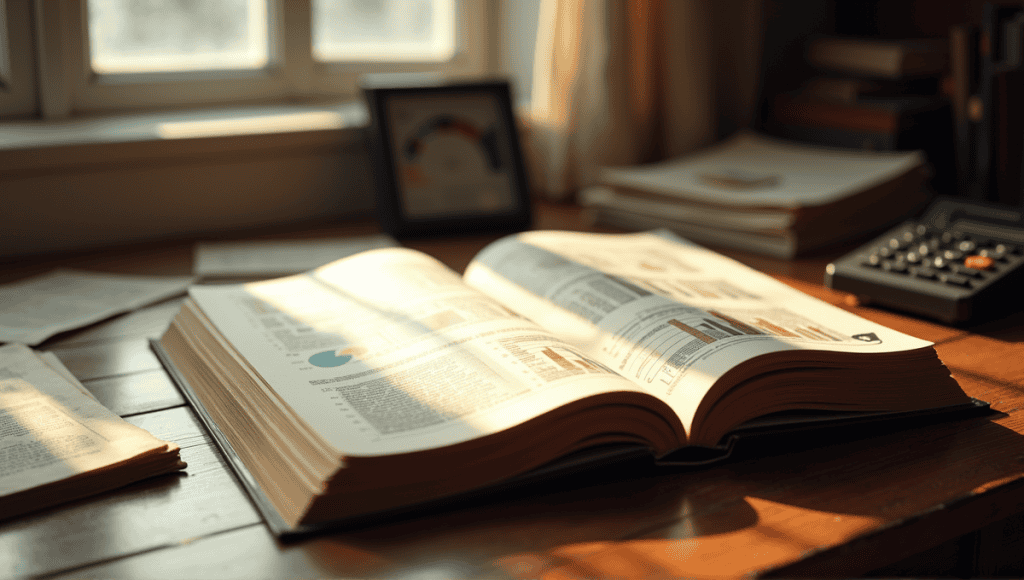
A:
[155, 230, 975, 534]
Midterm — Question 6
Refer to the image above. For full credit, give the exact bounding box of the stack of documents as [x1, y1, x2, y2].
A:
[0, 345, 186, 521]
[581, 132, 930, 258]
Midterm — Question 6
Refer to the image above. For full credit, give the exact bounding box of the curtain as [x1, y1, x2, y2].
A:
[524, 0, 765, 201]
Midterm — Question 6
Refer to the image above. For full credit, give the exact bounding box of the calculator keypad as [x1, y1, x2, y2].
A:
[826, 197, 1024, 324]
[858, 222, 1022, 289]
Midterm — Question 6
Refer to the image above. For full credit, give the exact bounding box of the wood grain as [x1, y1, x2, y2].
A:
[46, 339, 164, 381]
[82, 369, 186, 417]
[937, 335, 1024, 388]
[0, 407, 260, 578]
[3, 201, 1024, 579]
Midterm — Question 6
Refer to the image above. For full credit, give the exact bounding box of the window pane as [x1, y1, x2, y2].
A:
[87, 0, 269, 74]
[312, 0, 456, 62]
[504, 0, 541, 104]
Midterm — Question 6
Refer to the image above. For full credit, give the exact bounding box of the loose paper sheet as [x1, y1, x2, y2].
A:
[0, 344, 179, 499]
[193, 235, 399, 277]
[0, 270, 195, 346]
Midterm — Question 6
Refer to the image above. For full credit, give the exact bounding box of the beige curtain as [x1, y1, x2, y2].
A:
[525, 0, 765, 201]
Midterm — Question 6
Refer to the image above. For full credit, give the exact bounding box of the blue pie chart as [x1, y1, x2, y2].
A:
[309, 351, 353, 368]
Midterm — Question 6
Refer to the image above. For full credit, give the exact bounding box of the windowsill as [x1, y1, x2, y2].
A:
[0, 97, 534, 258]
[0, 100, 371, 175]
[0, 100, 383, 259]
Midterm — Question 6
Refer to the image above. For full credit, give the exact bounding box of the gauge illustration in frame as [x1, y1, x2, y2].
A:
[363, 78, 532, 237]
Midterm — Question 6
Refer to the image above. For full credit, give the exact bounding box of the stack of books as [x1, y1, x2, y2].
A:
[580, 132, 929, 258]
[772, 36, 952, 153]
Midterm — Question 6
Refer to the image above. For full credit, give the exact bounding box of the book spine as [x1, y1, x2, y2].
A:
[950, 24, 979, 199]
[773, 95, 901, 133]
[772, 124, 898, 151]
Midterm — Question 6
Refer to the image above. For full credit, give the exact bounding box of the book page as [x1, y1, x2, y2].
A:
[186, 248, 652, 457]
[0, 270, 194, 346]
[193, 234, 399, 277]
[0, 345, 180, 500]
[464, 230, 935, 433]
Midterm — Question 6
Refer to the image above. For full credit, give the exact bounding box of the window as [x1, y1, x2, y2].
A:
[6, 0, 492, 118]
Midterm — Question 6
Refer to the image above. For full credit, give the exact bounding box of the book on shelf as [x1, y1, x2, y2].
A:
[152, 229, 980, 536]
[807, 37, 949, 79]
[0, 345, 186, 522]
[771, 93, 948, 142]
[580, 132, 930, 258]
[799, 76, 940, 104]
[767, 93, 955, 182]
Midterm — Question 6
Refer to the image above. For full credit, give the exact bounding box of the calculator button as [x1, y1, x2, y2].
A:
[951, 264, 984, 278]
[883, 260, 909, 273]
[862, 255, 882, 267]
[978, 248, 1007, 261]
[958, 240, 977, 253]
[939, 273, 971, 287]
[944, 249, 964, 261]
[964, 255, 995, 270]
[941, 231, 966, 244]
[906, 251, 922, 264]
[912, 266, 938, 279]
[931, 256, 948, 269]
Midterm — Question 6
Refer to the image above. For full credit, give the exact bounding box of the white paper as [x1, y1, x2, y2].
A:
[193, 235, 399, 277]
[0, 270, 194, 346]
[37, 351, 97, 401]
[599, 132, 923, 209]
[0, 344, 175, 497]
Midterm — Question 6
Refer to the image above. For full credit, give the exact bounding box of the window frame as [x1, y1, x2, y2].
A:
[33, 0, 491, 118]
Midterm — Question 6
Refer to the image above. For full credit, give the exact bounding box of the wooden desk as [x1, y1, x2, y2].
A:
[2, 201, 1023, 579]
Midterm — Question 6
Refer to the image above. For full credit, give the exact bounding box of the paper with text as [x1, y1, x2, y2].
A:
[0, 270, 194, 346]
[464, 230, 934, 434]
[0, 344, 180, 500]
[185, 249, 646, 457]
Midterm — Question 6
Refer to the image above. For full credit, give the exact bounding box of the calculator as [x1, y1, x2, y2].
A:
[825, 197, 1024, 324]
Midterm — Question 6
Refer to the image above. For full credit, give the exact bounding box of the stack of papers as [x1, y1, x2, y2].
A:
[0, 345, 186, 521]
[581, 132, 929, 258]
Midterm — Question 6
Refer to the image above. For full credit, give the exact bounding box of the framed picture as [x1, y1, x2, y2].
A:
[363, 78, 532, 238]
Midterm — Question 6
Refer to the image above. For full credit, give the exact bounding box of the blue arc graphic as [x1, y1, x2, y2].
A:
[309, 351, 352, 368]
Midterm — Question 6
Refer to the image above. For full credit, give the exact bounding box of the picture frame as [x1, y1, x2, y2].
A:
[362, 77, 532, 238]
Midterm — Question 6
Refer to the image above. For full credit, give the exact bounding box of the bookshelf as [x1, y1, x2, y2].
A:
[756, 0, 1024, 205]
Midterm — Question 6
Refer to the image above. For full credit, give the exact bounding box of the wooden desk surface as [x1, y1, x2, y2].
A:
[2, 202, 1023, 579]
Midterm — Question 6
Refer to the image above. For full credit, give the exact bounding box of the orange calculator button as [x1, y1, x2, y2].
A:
[964, 255, 995, 270]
